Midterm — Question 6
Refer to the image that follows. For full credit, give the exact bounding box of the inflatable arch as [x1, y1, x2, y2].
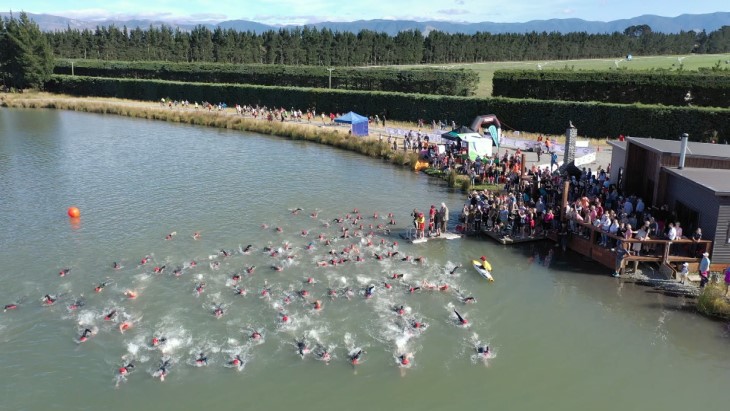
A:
[470, 115, 501, 148]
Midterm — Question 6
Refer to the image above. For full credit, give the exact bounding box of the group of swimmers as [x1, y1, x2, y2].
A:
[3, 206, 494, 382]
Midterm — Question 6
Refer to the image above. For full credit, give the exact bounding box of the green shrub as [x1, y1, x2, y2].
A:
[697, 283, 730, 319]
[45, 75, 730, 141]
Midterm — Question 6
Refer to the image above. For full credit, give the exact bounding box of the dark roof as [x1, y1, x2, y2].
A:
[627, 137, 730, 159]
[663, 167, 730, 196]
[607, 140, 626, 151]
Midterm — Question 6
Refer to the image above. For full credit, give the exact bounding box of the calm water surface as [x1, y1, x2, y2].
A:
[0, 109, 728, 411]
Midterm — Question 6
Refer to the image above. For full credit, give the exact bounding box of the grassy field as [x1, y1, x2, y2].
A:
[419, 53, 730, 96]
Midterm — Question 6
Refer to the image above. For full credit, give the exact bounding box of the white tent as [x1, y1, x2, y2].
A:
[461, 133, 492, 160]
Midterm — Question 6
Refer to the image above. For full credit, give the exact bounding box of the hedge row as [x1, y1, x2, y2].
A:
[45, 75, 730, 141]
[493, 70, 730, 108]
[53, 60, 479, 96]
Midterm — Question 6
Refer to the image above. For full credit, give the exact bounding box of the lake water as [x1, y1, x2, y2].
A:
[1, 108, 728, 411]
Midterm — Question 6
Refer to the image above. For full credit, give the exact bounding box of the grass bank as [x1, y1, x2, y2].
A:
[696, 283, 730, 320]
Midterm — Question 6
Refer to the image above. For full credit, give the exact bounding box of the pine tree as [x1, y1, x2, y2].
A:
[0, 12, 54, 90]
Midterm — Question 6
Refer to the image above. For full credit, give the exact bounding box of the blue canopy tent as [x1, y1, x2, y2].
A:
[334, 112, 369, 136]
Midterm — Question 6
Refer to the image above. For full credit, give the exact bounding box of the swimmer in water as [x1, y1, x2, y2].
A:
[140, 256, 150, 265]
[228, 355, 244, 369]
[313, 300, 322, 310]
[113, 262, 121, 270]
[364, 285, 375, 299]
[246, 266, 256, 274]
[213, 305, 224, 318]
[395, 305, 405, 315]
[153, 265, 166, 274]
[234, 286, 247, 296]
[165, 232, 175, 240]
[296, 339, 310, 358]
[220, 249, 231, 257]
[250, 330, 262, 341]
[192, 232, 201, 240]
[476, 345, 490, 357]
[231, 273, 242, 282]
[124, 290, 138, 299]
[243, 244, 253, 254]
[462, 296, 476, 304]
[4, 303, 18, 311]
[59, 268, 71, 277]
[349, 349, 364, 366]
[104, 309, 117, 321]
[78, 328, 93, 342]
[154, 359, 171, 381]
[172, 267, 182, 277]
[398, 353, 412, 367]
[195, 282, 206, 295]
[411, 320, 426, 329]
[119, 321, 132, 333]
[118, 361, 135, 375]
[450, 264, 462, 275]
[151, 336, 167, 347]
[42, 294, 56, 305]
[318, 347, 332, 364]
[454, 309, 468, 325]
[392, 273, 404, 279]
[94, 281, 109, 293]
[195, 353, 208, 366]
[68, 299, 85, 310]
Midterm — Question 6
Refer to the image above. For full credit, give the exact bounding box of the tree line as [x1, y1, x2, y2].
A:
[0, 13, 54, 89]
[45, 23, 730, 66]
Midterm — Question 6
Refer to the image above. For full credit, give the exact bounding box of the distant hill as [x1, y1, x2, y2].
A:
[2, 11, 728, 35]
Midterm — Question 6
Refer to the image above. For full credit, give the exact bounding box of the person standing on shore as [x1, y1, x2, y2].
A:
[724, 266, 730, 295]
[699, 252, 711, 288]
[613, 246, 629, 277]
[550, 152, 558, 172]
[439, 203, 449, 234]
[679, 262, 689, 284]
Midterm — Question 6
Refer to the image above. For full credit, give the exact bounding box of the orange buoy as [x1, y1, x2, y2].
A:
[67, 206, 81, 218]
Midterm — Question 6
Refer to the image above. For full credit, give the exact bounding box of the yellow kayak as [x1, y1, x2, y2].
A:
[472, 260, 494, 282]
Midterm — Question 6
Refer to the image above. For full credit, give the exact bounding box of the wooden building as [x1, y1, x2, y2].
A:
[617, 137, 730, 263]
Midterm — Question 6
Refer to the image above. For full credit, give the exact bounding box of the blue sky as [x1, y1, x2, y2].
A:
[2, 0, 728, 25]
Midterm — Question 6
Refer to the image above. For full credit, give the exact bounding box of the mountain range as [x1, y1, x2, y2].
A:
[2, 11, 729, 35]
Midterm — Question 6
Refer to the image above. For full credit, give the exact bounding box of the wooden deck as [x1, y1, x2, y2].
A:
[547, 222, 715, 277]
